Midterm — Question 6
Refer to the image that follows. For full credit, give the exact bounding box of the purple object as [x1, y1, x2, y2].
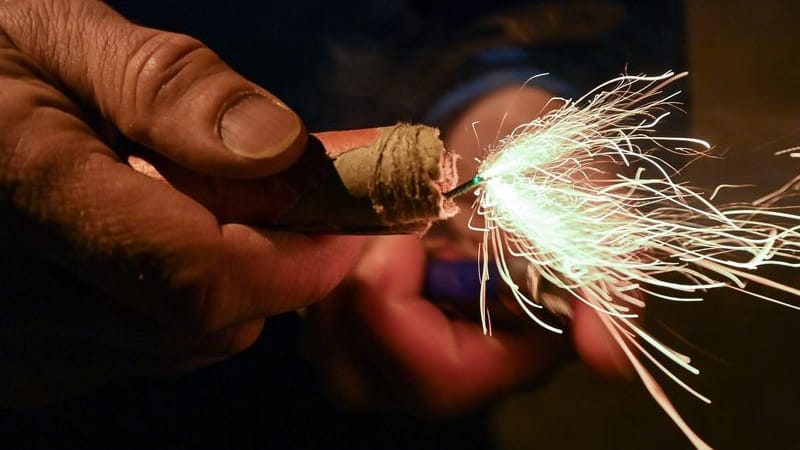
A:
[423, 259, 500, 303]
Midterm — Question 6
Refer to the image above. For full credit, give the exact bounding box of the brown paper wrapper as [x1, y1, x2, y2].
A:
[129, 123, 459, 234]
[272, 123, 459, 233]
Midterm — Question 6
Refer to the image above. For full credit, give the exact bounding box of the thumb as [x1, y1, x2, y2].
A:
[0, 0, 304, 178]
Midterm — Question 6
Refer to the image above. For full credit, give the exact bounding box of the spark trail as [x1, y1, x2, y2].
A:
[464, 71, 800, 449]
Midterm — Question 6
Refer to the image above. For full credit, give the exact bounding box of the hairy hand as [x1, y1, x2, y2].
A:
[0, 0, 363, 407]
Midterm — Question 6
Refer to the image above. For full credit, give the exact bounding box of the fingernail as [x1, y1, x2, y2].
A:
[220, 95, 302, 158]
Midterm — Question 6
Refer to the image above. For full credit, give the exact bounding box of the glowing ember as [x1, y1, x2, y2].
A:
[464, 71, 800, 449]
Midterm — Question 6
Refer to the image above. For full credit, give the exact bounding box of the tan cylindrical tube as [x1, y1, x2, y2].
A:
[130, 123, 459, 234]
[274, 123, 459, 233]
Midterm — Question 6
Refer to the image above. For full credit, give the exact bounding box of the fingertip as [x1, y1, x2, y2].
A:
[571, 301, 634, 380]
[219, 225, 368, 317]
[115, 29, 310, 179]
[309, 234, 369, 276]
[353, 235, 427, 297]
[219, 94, 308, 173]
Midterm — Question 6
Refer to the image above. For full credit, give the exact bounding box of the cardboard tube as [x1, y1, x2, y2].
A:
[275, 123, 459, 233]
[130, 123, 459, 234]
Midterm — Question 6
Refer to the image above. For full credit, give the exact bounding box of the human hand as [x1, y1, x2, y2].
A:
[440, 84, 631, 379]
[303, 86, 629, 417]
[0, 0, 363, 407]
[306, 235, 566, 416]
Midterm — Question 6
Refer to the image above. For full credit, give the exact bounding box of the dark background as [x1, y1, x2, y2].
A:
[2, 1, 798, 449]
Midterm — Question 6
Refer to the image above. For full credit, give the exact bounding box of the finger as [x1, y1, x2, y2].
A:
[5, 307, 267, 359]
[125, 141, 331, 226]
[124, 124, 450, 230]
[347, 236, 565, 416]
[1, 246, 268, 360]
[0, 46, 364, 332]
[572, 300, 635, 379]
[0, 0, 305, 178]
[0, 249, 268, 358]
[0, 337, 222, 409]
[303, 282, 387, 411]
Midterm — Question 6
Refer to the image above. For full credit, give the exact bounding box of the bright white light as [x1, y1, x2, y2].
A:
[468, 71, 800, 450]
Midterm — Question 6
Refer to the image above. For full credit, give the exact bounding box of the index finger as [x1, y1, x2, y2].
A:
[345, 236, 565, 415]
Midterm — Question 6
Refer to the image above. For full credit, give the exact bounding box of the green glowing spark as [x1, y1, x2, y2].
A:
[468, 71, 800, 449]
[444, 176, 485, 200]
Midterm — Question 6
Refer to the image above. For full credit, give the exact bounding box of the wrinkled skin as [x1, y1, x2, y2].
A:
[0, 0, 365, 407]
[0, 0, 626, 413]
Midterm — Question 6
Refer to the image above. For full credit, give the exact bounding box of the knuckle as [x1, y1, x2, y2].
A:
[287, 268, 341, 311]
[214, 321, 263, 356]
[0, 0, 44, 38]
[171, 256, 236, 333]
[300, 247, 353, 304]
[118, 30, 219, 141]
[307, 270, 341, 305]
[0, 0, 82, 70]
[0, 27, 103, 213]
[0, 97, 96, 224]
